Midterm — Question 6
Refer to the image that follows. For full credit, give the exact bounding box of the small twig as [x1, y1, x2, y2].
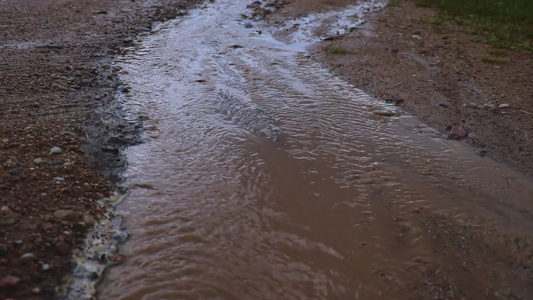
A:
[393, 82, 404, 88]
[521, 110, 533, 115]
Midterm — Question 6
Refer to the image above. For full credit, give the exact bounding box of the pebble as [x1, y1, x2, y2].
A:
[51, 160, 64, 166]
[112, 254, 126, 263]
[50, 146, 63, 154]
[33, 158, 43, 164]
[89, 272, 99, 280]
[32, 287, 41, 294]
[53, 177, 65, 182]
[54, 209, 76, 220]
[83, 215, 96, 226]
[0, 275, 21, 288]
[411, 34, 422, 39]
[20, 253, 36, 261]
[479, 103, 495, 110]
[450, 125, 467, 139]
[56, 242, 70, 256]
[10, 167, 22, 175]
[112, 231, 130, 244]
[498, 103, 510, 108]
[42, 264, 50, 271]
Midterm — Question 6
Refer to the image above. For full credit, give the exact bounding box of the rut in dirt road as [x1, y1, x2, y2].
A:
[97, 1, 533, 299]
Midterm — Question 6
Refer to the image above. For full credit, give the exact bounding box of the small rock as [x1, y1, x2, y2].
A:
[56, 242, 70, 256]
[9, 167, 21, 175]
[32, 287, 41, 294]
[51, 160, 64, 166]
[42, 264, 50, 271]
[450, 125, 467, 139]
[411, 34, 422, 39]
[438, 103, 449, 108]
[53, 209, 76, 220]
[498, 103, 510, 108]
[112, 231, 130, 244]
[53, 177, 65, 182]
[0, 275, 21, 288]
[89, 272, 99, 281]
[20, 253, 36, 261]
[33, 158, 43, 164]
[83, 215, 96, 226]
[50, 147, 62, 154]
[479, 103, 495, 110]
[111, 254, 126, 263]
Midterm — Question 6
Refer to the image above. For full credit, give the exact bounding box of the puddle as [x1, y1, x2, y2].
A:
[97, 1, 533, 299]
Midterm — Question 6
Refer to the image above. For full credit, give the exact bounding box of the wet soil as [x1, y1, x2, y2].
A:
[300, 0, 533, 175]
[97, 0, 533, 299]
[0, 0, 198, 299]
[256, 0, 533, 298]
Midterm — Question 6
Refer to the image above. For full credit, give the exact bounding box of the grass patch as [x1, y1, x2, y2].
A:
[413, 0, 533, 51]
[488, 49, 507, 56]
[482, 56, 509, 63]
[421, 17, 451, 32]
[328, 47, 349, 54]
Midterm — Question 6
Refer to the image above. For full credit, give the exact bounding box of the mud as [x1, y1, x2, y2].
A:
[96, 1, 533, 299]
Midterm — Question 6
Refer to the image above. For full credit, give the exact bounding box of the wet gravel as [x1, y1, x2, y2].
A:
[0, 0, 199, 299]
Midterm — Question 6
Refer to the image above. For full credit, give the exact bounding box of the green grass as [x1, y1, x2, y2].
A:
[481, 56, 510, 63]
[414, 0, 533, 51]
[328, 47, 349, 54]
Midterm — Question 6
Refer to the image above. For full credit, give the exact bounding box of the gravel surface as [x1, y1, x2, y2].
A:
[0, 0, 198, 299]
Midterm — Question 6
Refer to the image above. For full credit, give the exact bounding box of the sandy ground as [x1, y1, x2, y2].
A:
[0, 0, 199, 299]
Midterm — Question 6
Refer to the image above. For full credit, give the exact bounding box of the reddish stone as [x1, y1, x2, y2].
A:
[112, 254, 126, 263]
[0, 275, 21, 288]
[450, 125, 467, 139]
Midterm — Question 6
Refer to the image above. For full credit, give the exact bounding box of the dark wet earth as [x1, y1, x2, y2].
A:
[98, 1, 533, 299]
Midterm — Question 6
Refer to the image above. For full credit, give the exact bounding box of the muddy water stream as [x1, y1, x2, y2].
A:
[99, 1, 533, 299]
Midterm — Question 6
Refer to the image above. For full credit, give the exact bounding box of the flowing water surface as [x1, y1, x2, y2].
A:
[98, 1, 533, 299]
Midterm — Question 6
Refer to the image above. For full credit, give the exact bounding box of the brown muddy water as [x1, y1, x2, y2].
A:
[98, 1, 533, 299]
